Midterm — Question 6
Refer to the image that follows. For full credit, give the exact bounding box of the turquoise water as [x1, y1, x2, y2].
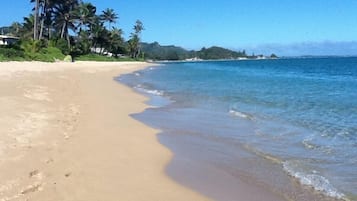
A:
[119, 57, 357, 200]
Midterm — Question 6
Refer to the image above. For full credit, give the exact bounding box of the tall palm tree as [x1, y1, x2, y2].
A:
[109, 27, 125, 57]
[33, 0, 40, 40]
[10, 22, 22, 36]
[100, 8, 118, 29]
[129, 20, 144, 58]
[20, 15, 35, 39]
[74, 2, 96, 31]
[52, 0, 79, 47]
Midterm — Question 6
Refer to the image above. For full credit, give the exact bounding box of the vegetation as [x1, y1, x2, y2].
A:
[0, 0, 144, 62]
[197, 46, 247, 60]
[141, 42, 195, 60]
[141, 42, 254, 61]
[0, 1, 277, 62]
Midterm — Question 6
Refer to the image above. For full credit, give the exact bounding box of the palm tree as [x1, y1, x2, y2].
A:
[100, 8, 118, 29]
[109, 27, 125, 57]
[133, 20, 144, 34]
[52, 0, 79, 47]
[10, 22, 22, 36]
[129, 20, 144, 58]
[33, 0, 40, 40]
[20, 15, 35, 39]
[74, 2, 96, 32]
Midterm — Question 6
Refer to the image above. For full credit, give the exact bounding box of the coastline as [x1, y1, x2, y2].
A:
[121, 61, 352, 201]
[0, 61, 210, 201]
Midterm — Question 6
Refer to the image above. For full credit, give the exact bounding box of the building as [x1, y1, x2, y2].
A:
[0, 35, 19, 46]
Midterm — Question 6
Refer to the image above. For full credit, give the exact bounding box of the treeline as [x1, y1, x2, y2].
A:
[141, 42, 277, 61]
[0, 0, 144, 61]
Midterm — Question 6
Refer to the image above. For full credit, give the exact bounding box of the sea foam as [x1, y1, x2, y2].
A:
[229, 109, 254, 120]
[283, 160, 345, 199]
[134, 85, 164, 96]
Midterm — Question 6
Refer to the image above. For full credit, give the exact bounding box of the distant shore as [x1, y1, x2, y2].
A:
[0, 61, 210, 201]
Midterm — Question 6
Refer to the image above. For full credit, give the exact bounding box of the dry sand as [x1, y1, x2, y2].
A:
[0, 61, 211, 201]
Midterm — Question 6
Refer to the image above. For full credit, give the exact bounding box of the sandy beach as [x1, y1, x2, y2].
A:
[0, 61, 210, 201]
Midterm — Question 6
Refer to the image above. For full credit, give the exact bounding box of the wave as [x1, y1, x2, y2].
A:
[134, 85, 164, 96]
[228, 109, 254, 120]
[283, 160, 345, 199]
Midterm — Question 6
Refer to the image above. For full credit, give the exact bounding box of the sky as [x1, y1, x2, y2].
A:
[1, 0, 357, 56]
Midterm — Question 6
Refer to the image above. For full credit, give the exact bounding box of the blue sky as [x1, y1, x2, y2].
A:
[1, 0, 357, 56]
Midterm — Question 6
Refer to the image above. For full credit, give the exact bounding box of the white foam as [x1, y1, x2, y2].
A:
[229, 109, 254, 120]
[134, 85, 164, 96]
[283, 161, 345, 199]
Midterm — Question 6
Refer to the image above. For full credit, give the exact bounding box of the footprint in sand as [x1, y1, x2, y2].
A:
[23, 85, 52, 102]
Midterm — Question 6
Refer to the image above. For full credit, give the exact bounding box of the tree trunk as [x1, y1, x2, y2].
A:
[66, 33, 71, 49]
[33, 0, 40, 40]
[61, 23, 66, 39]
[39, 0, 46, 40]
[39, 19, 44, 40]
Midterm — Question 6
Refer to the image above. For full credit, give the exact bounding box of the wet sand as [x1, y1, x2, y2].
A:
[0, 61, 210, 201]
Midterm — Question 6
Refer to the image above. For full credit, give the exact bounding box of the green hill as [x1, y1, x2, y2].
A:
[141, 42, 194, 60]
[141, 42, 248, 61]
[197, 46, 246, 60]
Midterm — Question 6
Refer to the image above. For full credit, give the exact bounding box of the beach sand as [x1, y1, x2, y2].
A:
[0, 61, 210, 201]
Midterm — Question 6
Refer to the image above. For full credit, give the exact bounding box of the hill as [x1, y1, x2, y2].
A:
[141, 42, 249, 61]
[141, 42, 194, 60]
[197, 46, 246, 60]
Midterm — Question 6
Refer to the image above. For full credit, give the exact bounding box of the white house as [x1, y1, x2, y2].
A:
[0, 35, 19, 46]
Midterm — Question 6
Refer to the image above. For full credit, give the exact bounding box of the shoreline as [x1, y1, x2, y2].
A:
[121, 63, 351, 201]
[0, 61, 210, 201]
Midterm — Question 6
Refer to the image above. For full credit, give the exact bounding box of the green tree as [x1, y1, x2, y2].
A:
[32, 0, 40, 40]
[74, 2, 96, 31]
[9, 22, 22, 36]
[51, 0, 79, 47]
[108, 27, 126, 57]
[100, 8, 118, 29]
[128, 20, 144, 58]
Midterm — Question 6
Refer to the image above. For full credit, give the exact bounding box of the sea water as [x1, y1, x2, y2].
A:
[119, 57, 357, 200]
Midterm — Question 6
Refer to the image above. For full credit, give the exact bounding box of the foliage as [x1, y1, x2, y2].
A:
[129, 20, 144, 59]
[197, 46, 247, 60]
[1, 0, 139, 62]
[270, 53, 278, 58]
[49, 38, 71, 55]
[0, 46, 25, 60]
[141, 42, 251, 61]
[141, 42, 193, 60]
[76, 53, 139, 62]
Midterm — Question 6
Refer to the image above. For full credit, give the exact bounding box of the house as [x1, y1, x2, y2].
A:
[0, 35, 19, 46]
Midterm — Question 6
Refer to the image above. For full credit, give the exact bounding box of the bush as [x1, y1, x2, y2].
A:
[34, 47, 65, 62]
[76, 53, 137, 62]
[0, 46, 25, 59]
[0, 54, 5, 61]
[52, 38, 70, 55]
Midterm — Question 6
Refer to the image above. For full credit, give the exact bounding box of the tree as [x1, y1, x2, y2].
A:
[108, 27, 126, 57]
[74, 2, 96, 31]
[51, 0, 79, 47]
[8, 22, 22, 36]
[128, 20, 144, 58]
[20, 15, 35, 39]
[33, 0, 40, 40]
[100, 8, 118, 29]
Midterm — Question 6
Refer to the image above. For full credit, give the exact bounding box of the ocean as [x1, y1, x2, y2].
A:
[118, 57, 357, 201]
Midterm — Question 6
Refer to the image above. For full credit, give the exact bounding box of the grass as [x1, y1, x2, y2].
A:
[0, 46, 65, 62]
[0, 46, 144, 62]
[76, 53, 143, 62]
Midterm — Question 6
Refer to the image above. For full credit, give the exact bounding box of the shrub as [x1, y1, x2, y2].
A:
[34, 47, 65, 62]
[52, 38, 70, 55]
[0, 46, 25, 58]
